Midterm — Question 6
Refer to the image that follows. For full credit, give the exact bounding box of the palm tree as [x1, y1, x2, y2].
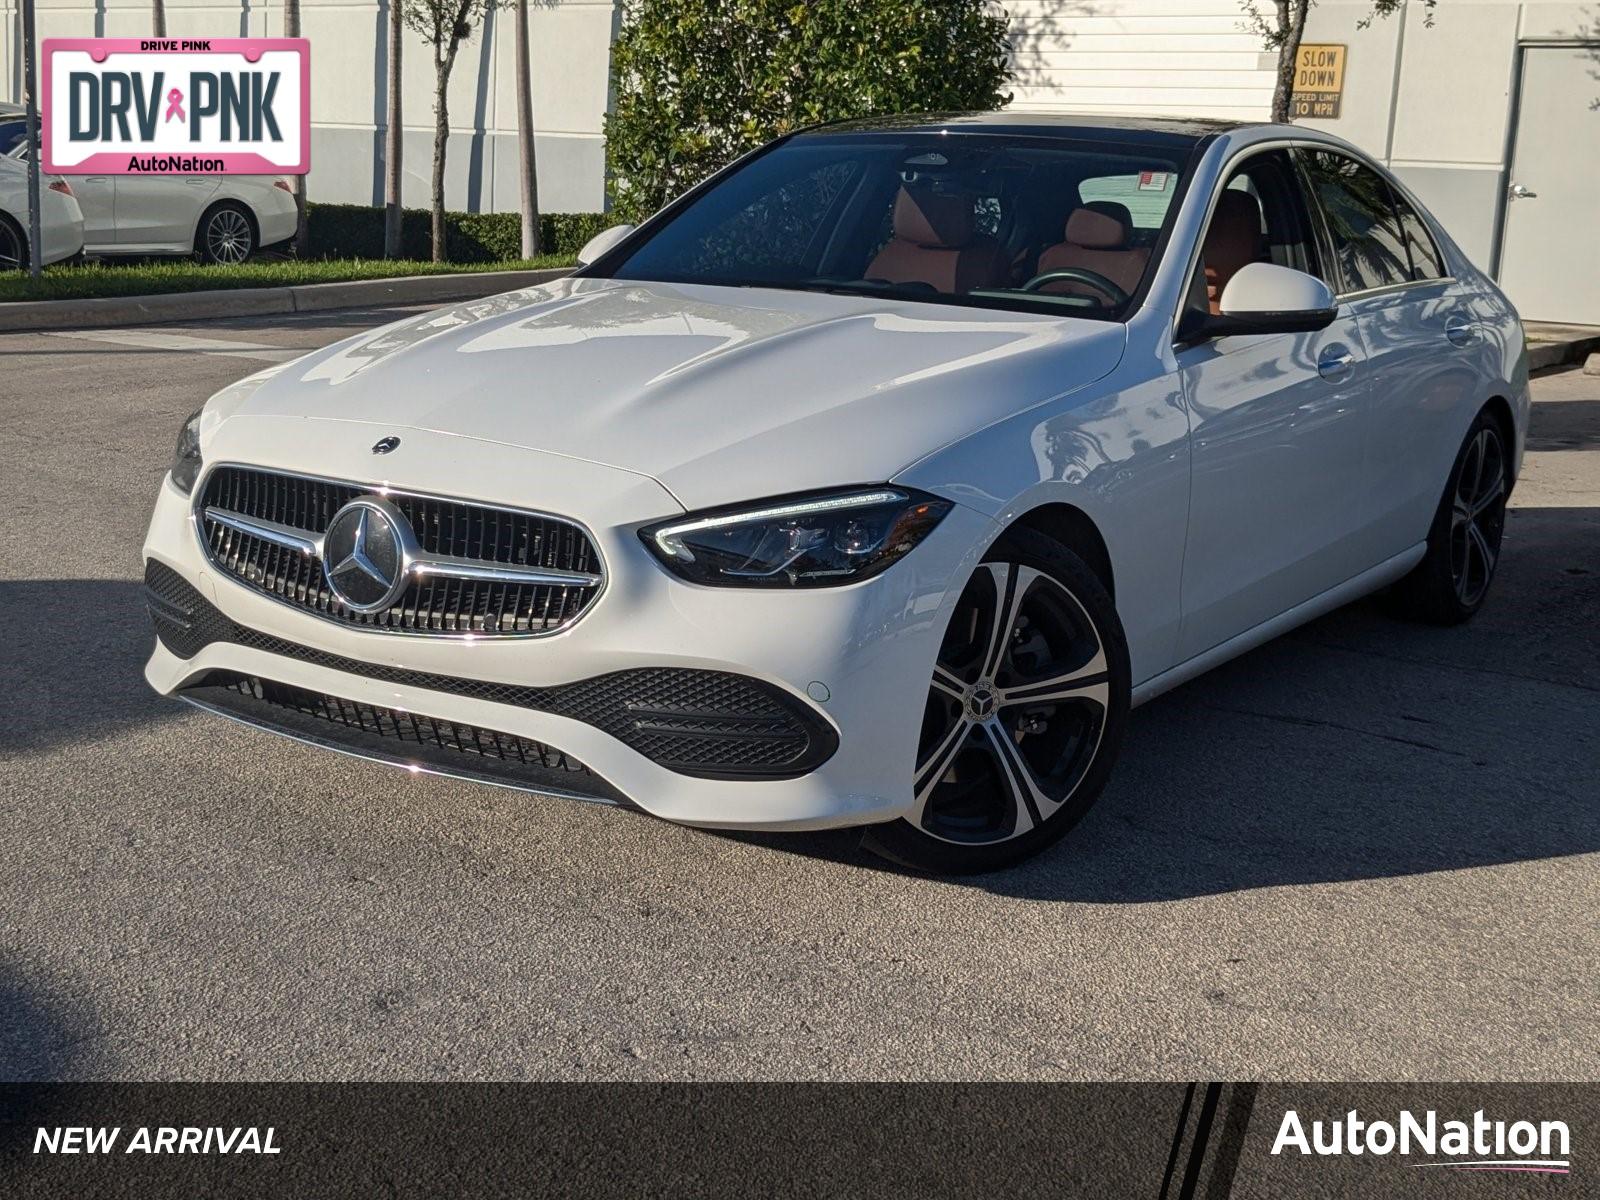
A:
[284, 0, 307, 254]
[384, 0, 404, 257]
[513, 0, 540, 257]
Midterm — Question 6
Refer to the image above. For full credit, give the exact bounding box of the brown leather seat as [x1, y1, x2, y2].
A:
[1034, 206, 1150, 299]
[1202, 189, 1265, 313]
[1083, 200, 1135, 229]
[865, 188, 1009, 294]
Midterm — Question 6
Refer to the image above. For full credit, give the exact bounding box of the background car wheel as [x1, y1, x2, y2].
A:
[861, 528, 1131, 874]
[1387, 407, 1510, 625]
[197, 203, 256, 264]
[0, 214, 27, 271]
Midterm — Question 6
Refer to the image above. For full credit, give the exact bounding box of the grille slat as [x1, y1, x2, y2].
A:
[197, 466, 603, 638]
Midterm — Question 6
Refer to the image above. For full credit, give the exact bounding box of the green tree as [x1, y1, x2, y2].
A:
[1241, 0, 1434, 122]
[404, 0, 500, 261]
[604, 0, 1013, 224]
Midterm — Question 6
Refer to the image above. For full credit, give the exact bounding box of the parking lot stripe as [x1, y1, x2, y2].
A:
[44, 329, 307, 362]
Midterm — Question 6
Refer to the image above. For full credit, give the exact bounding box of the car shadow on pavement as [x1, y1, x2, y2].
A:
[729, 505, 1600, 900]
[8, 502, 1596, 902]
[0, 579, 183, 756]
[0, 969, 95, 1086]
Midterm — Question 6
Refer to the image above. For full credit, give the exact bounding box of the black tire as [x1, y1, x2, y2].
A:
[861, 528, 1131, 874]
[1386, 408, 1510, 625]
[0, 212, 27, 271]
[195, 202, 256, 264]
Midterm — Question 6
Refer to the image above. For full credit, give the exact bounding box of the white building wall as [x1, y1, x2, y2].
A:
[1006, 0, 1278, 119]
[1298, 0, 1593, 274]
[3, 0, 1591, 264]
[2, 0, 1295, 215]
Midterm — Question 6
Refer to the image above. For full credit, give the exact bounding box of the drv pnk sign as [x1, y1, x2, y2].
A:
[42, 39, 309, 175]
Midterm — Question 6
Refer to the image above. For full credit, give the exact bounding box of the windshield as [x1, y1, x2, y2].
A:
[599, 132, 1194, 320]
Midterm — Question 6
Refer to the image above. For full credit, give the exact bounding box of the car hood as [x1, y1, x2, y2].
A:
[217, 277, 1126, 511]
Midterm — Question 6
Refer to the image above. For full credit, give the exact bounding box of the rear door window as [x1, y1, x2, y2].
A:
[1390, 190, 1446, 281]
[1298, 149, 1411, 293]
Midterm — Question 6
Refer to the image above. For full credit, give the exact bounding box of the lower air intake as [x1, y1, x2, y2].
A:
[181, 672, 627, 804]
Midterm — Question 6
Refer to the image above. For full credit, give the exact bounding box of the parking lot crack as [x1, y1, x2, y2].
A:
[1288, 635, 1600, 696]
[1201, 704, 1471, 759]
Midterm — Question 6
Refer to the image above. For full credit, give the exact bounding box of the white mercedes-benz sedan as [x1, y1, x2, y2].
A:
[141, 114, 1527, 872]
[3, 122, 296, 263]
[0, 152, 84, 268]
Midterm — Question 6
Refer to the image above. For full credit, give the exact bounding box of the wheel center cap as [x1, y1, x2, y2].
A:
[966, 684, 997, 719]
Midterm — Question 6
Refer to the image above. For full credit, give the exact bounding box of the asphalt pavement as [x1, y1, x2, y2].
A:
[2, 308, 1596, 1081]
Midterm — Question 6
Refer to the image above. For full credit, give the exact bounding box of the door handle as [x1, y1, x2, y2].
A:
[1508, 182, 1538, 200]
[1445, 315, 1477, 346]
[1317, 347, 1355, 381]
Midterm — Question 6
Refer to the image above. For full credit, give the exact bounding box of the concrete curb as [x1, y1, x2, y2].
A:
[0, 267, 573, 331]
[1528, 331, 1600, 374]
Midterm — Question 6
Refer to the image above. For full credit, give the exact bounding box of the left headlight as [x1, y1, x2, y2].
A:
[640, 487, 953, 588]
[170, 408, 204, 494]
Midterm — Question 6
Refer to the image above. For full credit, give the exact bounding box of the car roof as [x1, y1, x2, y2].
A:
[803, 110, 1262, 150]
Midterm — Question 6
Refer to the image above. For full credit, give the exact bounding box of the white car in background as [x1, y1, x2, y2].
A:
[0, 149, 84, 269]
[141, 115, 1528, 873]
[2, 116, 296, 263]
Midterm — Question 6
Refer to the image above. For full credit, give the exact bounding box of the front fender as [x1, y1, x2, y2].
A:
[896, 353, 1189, 687]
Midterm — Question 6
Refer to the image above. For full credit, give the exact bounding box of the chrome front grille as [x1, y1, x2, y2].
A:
[195, 465, 605, 636]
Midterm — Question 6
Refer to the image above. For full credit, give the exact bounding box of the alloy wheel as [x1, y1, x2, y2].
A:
[206, 209, 253, 264]
[911, 561, 1111, 845]
[1449, 425, 1506, 608]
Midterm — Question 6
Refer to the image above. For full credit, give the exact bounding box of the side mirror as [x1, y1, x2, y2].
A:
[575, 224, 636, 269]
[1178, 262, 1338, 341]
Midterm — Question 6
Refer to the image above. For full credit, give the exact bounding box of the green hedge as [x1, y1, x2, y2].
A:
[306, 205, 613, 264]
[0, 256, 576, 303]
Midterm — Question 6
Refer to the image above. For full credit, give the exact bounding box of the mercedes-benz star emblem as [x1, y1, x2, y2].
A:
[372, 436, 401, 455]
[322, 497, 414, 613]
[967, 684, 998, 720]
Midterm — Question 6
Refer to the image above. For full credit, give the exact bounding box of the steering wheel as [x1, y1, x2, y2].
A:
[1019, 268, 1130, 306]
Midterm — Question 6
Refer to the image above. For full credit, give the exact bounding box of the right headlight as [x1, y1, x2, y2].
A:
[170, 408, 204, 494]
[640, 487, 953, 588]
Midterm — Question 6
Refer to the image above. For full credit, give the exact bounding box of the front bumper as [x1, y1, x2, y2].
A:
[141, 422, 995, 830]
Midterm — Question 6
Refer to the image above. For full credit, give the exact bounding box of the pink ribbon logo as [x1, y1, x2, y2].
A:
[164, 87, 185, 123]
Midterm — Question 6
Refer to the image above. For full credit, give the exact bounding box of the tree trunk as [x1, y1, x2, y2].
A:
[1271, 0, 1309, 123]
[431, 56, 450, 263]
[152, 0, 165, 37]
[514, 0, 540, 258]
[284, 0, 307, 255]
[383, 0, 403, 258]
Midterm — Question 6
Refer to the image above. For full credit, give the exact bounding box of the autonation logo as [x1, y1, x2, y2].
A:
[1272, 1108, 1571, 1175]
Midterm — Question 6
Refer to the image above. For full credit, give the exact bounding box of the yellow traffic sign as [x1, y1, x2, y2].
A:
[1291, 43, 1346, 119]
